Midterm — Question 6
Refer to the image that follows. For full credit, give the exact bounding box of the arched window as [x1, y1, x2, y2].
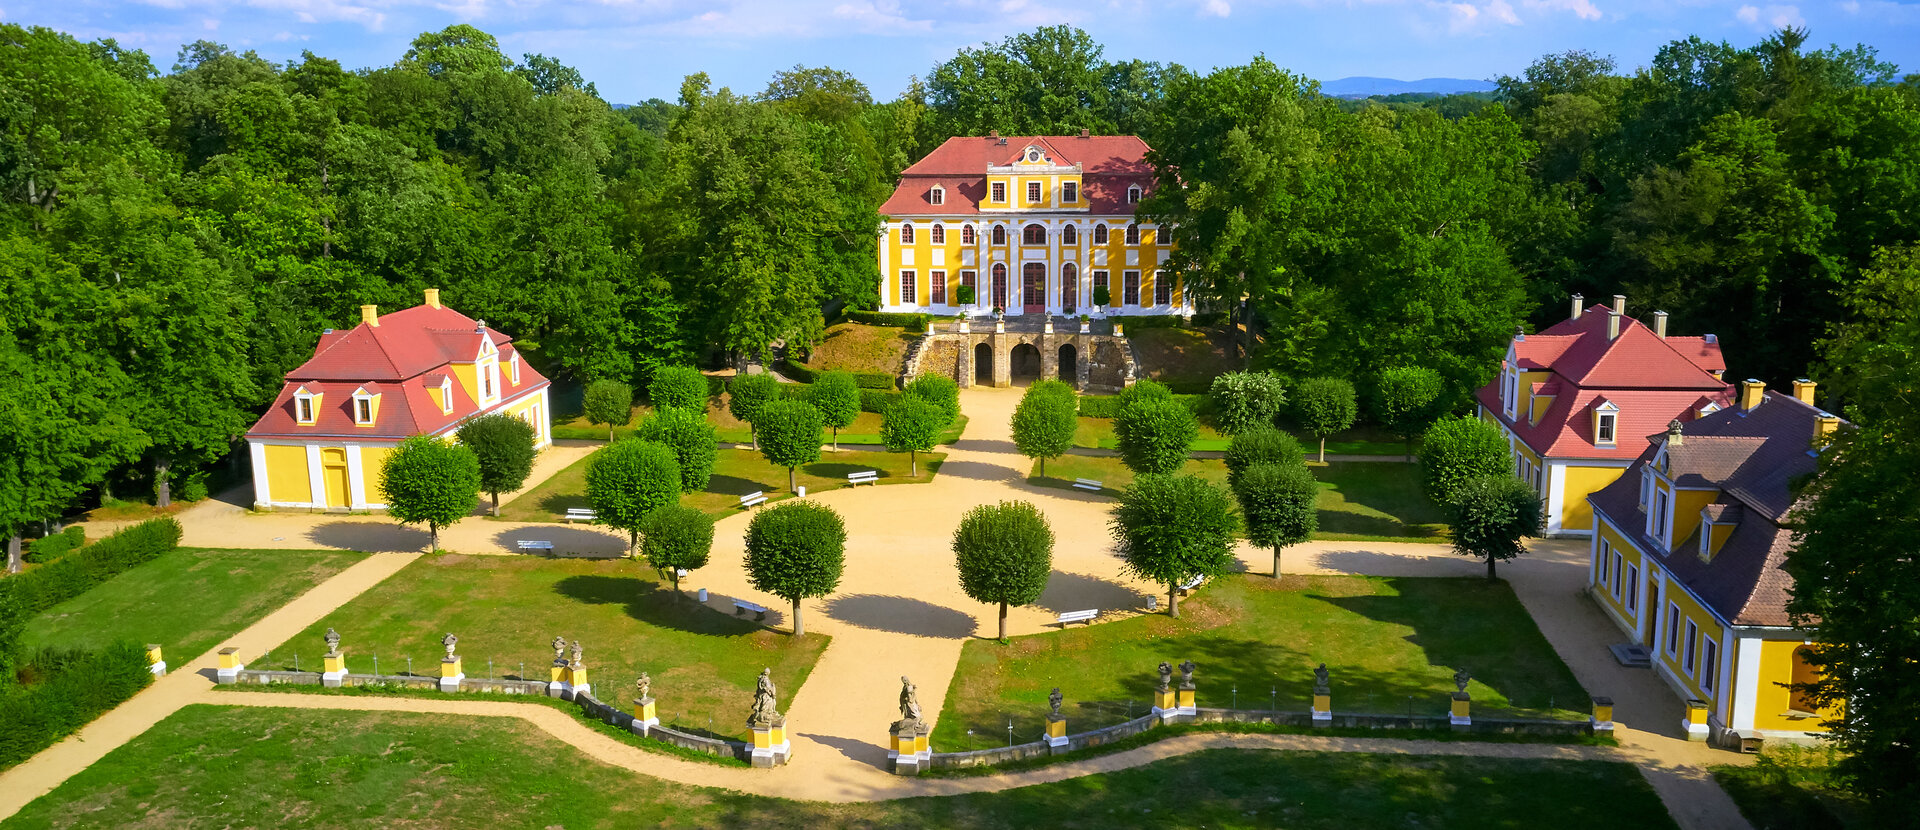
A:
[1125, 223, 1140, 245]
[1094, 223, 1108, 244]
[961, 224, 976, 245]
[991, 224, 1006, 245]
[1062, 263, 1079, 310]
[1127, 184, 1142, 204]
[900, 224, 915, 244]
[990, 263, 1008, 308]
[1063, 224, 1078, 245]
[930, 224, 945, 244]
[1023, 224, 1047, 245]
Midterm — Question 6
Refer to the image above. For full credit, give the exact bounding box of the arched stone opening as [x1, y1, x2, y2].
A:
[974, 343, 994, 386]
[1058, 343, 1079, 387]
[1010, 343, 1042, 383]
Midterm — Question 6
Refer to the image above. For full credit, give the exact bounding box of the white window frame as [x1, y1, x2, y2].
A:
[1650, 488, 1670, 547]
[1626, 564, 1639, 613]
[1154, 270, 1171, 306]
[930, 186, 944, 206]
[900, 223, 915, 244]
[1640, 469, 1654, 509]
[1063, 181, 1078, 203]
[1701, 635, 1720, 695]
[1684, 620, 1699, 676]
[991, 182, 1005, 203]
[439, 377, 454, 415]
[1127, 184, 1141, 204]
[1699, 524, 1711, 557]
[352, 391, 375, 426]
[1611, 551, 1623, 599]
[294, 391, 316, 425]
[1595, 538, 1610, 587]
[961, 224, 976, 245]
[1026, 181, 1042, 203]
[1094, 224, 1108, 244]
[509, 355, 521, 387]
[931, 223, 945, 245]
[1125, 224, 1140, 245]
[900, 270, 916, 305]
[1666, 603, 1681, 655]
[1596, 408, 1618, 447]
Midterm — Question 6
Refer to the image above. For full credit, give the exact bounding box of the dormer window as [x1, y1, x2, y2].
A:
[930, 186, 944, 206]
[294, 388, 318, 425]
[1063, 182, 1078, 203]
[900, 224, 915, 244]
[1127, 185, 1142, 204]
[1025, 147, 1043, 162]
[482, 363, 495, 401]
[351, 387, 377, 426]
[1094, 223, 1108, 244]
[1698, 402, 1720, 418]
[1594, 401, 1619, 447]
[439, 377, 454, 414]
[1699, 524, 1712, 558]
[509, 354, 521, 386]
[962, 224, 976, 244]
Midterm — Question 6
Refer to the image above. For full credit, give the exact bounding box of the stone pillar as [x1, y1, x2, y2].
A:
[146, 644, 166, 677]
[1450, 692, 1472, 730]
[1683, 699, 1710, 741]
[888, 720, 930, 775]
[569, 663, 591, 698]
[1152, 686, 1178, 719]
[549, 659, 572, 698]
[1040, 337, 1059, 381]
[751, 718, 791, 768]
[1311, 664, 1332, 726]
[957, 338, 974, 389]
[440, 655, 465, 693]
[216, 647, 244, 684]
[633, 696, 658, 734]
[1045, 714, 1068, 753]
[991, 332, 1012, 388]
[1590, 696, 1614, 733]
[323, 651, 348, 688]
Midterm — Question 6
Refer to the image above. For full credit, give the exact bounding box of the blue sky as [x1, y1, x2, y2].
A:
[7, 1, 1917, 104]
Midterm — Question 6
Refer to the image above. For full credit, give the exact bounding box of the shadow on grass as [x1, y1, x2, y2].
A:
[306, 521, 428, 553]
[932, 459, 1022, 483]
[1036, 571, 1142, 615]
[487, 526, 626, 558]
[822, 594, 977, 639]
[535, 491, 590, 515]
[803, 461, 886, 480]
[707, 473, 777, 497]
[551, 574, 778, 638]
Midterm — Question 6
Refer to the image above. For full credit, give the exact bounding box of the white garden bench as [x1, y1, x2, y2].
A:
[564, 508, 597, 523]
[517, 540, 554, 552]
[1177, 574, 1206, 595]
[1072, 478, 1103, 492]
[1056, 609, 1098, 626]
[734, 599, 768, 621]
[739, 491, 768, 509]
[847, 470, 879, 486]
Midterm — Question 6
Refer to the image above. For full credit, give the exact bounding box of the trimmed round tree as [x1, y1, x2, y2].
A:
[648, 365, 709, 412]
[810, 370, 861, 450]
[1234, 462, 1319, 577]
[640, 504, 714, 596]
[1421, 415, 1511, 507]
[380, 435, 481, 552]
[1114, 398, 1199, 476]
[882, 393, 944, 478]
[583, 379, 634, 442]
[904, 373, 960, 428]
[755, 399, 823, 492]
[1223, 426, 1305, 491]
[456, 412, 538, 516]
[1292, 377, 1358, 463]
[635, 407, 718, 493]
[952, 500, 1055, 641]
[1115, 378, 1172, 410]
[1110, 474, 1241, 618]
[1025, 378, 1078, 408]
[728, 373, 782, 450]
[1375, 366, 1444, 461]
[1447, 474, 1543, 580]
[1012, 391, 1077, 478]
[744, 500, 846, 637]
[585, 440, 682, 556]
[1209, 371, 1288, 435]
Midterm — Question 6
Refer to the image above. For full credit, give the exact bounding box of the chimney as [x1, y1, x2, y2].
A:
[424, 288, 442, 309]
[1079, 128, 1089, 139]
[360, 304, 379, 328]
[988, 130, 998, 139]
[1569, 292, 1583, 321]
[1666, 419, 1683, 447]
[1607, 311, 1621, 341]
[1738, 379, 1765, 412]
[1814, 413, 1840, 444]
[1612, 294, 1626, 317]
[1792, 378, 1816, 405]
[1653, 311, 1668, 339]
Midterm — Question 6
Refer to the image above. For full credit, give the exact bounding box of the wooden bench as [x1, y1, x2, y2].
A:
[1177, 574, 1205, 595]
[739, 491, 768, 509]
[1072, 478, 1103, 492]
[733, 599, 768, 621]
[564, 508, 597, 523]
[847, 470, 879, 486]
[1056, 609, 1098, 626]
[516, 540, 554, 552]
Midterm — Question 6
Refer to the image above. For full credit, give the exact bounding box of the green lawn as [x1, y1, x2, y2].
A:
[21, 548, 368, 662]
[251, 554, 829, 741]
[4, 705, 1675, 830]
[1071, 415, 1405, 456]
[498, 446, 945, 523]
[1713, 746, 1870, 830]
[1029, 456, 1447, 542]
[933, 574, 1589, 749]
[797, 321, 914, 375]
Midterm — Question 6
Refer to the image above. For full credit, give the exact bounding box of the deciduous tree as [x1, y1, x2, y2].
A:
[1114, 398, 1197, 476]
[1011, 390, 1076, 478]
[744, 500, 846, 637]
[583, 380, 634, 442]
[1110, 474, 1239, 618]
[727, 373, 781, 450]
[380, 435, 481, 552]
[1445, 474, 1541, 580]
[1420, 416, 1511, 507]
[952, 501, 1054, 641]
[647, 365, 709, 411]
[1233, 462, 1318, 577]
[585, 439, 681, 556]
[640, 504, 713, 596]
[634, 406, 717, 493]
[1375, 366, 1444, 461]
[881, 394, 943, 478]
[755, 399, 823, 491]
[456, 412, 538, 515]
[1208, 371, 1287, 435]
[1291, 377, 1357, 463]
[810, 370, 860, 450]
[1222, 426, 1304, 491]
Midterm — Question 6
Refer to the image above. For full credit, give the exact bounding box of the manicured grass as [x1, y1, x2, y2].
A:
[21, 548, 368, 662]
[498, 446, 945, 522]
[7, 705, 1675, 830]
[797, 322, 914, 375]
[1029, 456, 1447, 542]
[551, 402, 660, 442]
[932, 574, 1589, 749]
[253, 554, 830, 741]
[1713, 746, 1869, 830]
[1071, 415, 1405, 456]
[1128, 326, 1238, 392]
[1072, 416, 1231, 451]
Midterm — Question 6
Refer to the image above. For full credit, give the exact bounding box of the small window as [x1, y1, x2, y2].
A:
[1626, 564, 1639, 613]
[931, 271, 946, 305]
[991, 225, 1006, 245]
[1127, 185, 1141, 204]
[355, 397, 373, 425]
[1700, 526, 1711, 557]
[1026, 148, 1042, 162]
[1125, 224, 1140, 245]
[1062, 225, 1077, 245]
[1027, 181, 1041, 203]
[1596, 412, 1616, 444]
[1154, 271, 1171, 305]
[930, 224, 945, 244]
[961, 224, 976, 245]
[482, 365, 493, 400]
[1653, 490, 1670, 546]
[1640, 469, 1653, 509]
[509, 355, 521, 386]
[1063, 182, 1078, 203]
[1684, 620, 1699, 676]
[991, 182, 1006, 202]
[1094, 224, 1108, 244]
[1611, 551, 1623, 598]
[1702, 637, 1719, 694]
[1123, 271, 1140, 306]
[1023, 224, 1046, 245]
[900, 224, 915, 244]
[1596, 539, 1611, 587]
[1666, 604, 1681, 654]
[295, 395, 314, 424]
[930, 186, 944, 206]
[900, 270, 916, 304]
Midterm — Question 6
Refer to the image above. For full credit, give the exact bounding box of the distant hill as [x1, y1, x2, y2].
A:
[1319, 77, 1499, 98]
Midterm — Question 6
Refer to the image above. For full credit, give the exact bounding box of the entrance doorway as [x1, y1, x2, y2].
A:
[320, 447, 350, 508]
[1058, 344, 1078, 387]
[1010, 343, 1042, 383]
[975, 343, 994, 386]
[1023, 263, 1046, 314]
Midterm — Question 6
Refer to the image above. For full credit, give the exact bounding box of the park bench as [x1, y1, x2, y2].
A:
[564, 508, 597, 523]
[1177, 574, 1206, 595]
[1072, 478, 1103, 492]
[847, 470, 879, 486]
[734, 599, 768, 621]
[516, 540, 554, 552]
[739, 491, 768, 509]
[1055, 609, 1098, 626]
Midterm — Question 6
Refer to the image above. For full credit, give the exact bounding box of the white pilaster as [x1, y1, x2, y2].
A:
[1546, 462, 1568, 535]
[249, 440, 270, 507]
[346, 444, 366, 509]
[305, 444, 326, 510]
[1731, 635, 1763, 730]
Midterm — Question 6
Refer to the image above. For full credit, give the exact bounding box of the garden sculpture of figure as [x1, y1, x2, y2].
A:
[1454, 667, 1471, 694]
[899, 676, 923, 724]
[1049, 687, 1064, 717]
[749, 668, 781, 727]
[552, 636, 567, 664]
[1314, 663, 1330, 694]
[636, 672, 651, 702]
[442, 633, 457, 659]
[324, 628, 341, 657]
[1179, 659, 1197, 690]
[1157, 661, 1173, 693]
[570, 640, 583, 668]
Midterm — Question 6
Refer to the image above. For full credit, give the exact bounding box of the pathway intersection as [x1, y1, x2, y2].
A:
[0, 386, 1753, 829]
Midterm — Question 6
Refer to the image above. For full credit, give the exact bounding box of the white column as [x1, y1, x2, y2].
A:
[1546, 463, 1568, 535]
[879, 223, 893, 311]
[249, 441, 270, 508]
[346, 445, 366, 509]
[305, 444, 325, 510]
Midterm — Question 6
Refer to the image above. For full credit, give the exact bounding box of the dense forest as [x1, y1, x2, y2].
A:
[2, 22, 1917, 532]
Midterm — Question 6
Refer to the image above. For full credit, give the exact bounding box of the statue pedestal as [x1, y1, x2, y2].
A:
[569, 665, 591, 699]
[1045, 714, 1069, 752]
[146, 644, 166, 677]
[888, 720, 931, 775]
[440, 656, 464, 692]
[548, 662, 572, 699]
[216, 647, 244, 685]
[1151, 688, 1179, 720]
[323, 653, 347, 688]
[1176, 686, 1197, 717]
[1450, 692, 1472, 729]
[1683, 699, 1710, 741]
[1589, 696, 1615, 733]
[751, 719, 791, 768]
[633, 697, 658, 734]
[1312, 690, 1332, 725]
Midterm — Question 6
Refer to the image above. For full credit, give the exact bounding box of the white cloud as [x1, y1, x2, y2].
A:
[832, 0, 936, 33]
[1735, 3, 1803, 29]
[1522, 0, 1601, 21]
[1200, 0, 1232, 17]
[1487, 0, 1519, 24]
[1430, 0, 1524, 32]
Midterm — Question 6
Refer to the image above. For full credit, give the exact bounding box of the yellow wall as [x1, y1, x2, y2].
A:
[1594, 521, 1645, 628]
[360, 445, 391, 504]
[450, 362, 480, 407]
[1561, 465, 1626, 532]
[1672, 488, 1719, 549]
[1749, 639, 1838, 732]
[1655, 581, 1722, 702]
[265, 444, 311, 505]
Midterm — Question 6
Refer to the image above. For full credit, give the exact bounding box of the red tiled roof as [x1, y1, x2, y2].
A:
[290, 304, 513, 381]
[1536, 306, 1728, 389]
[882, 135, 1156, 217]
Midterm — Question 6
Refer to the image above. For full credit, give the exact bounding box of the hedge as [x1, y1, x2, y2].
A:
[859, 389, 902, 413]
[0, 643, 154, 770]
[1079, 392, 1208, 419]
[845, 311, 931, 330]
[24, 526, 86, 564]
[777, 360, 894, 389]
[3, 517, 183, 624]
[1118, 314, 1190, 330]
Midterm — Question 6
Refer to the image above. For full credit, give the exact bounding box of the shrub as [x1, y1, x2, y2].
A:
[845, 311, 931, 330]
[859, 388, 901, 413]
[380, 435, 481, 552]
[1114, 398, 1199, 475]
[904, 374, 960, 427]
[1421, 416, 1512, 507]
[636, 407, 718, 492]
[1077, 392, 1207, 419]
[952, 501, 1054, 640]
[647, 366, 709, 411]
[1209, 371, 1289, 435]
[1, 518, 181, 626]
[1024, 378, 1077, 408]
[1110, 474, 1240, 618]
[1447, 474, 1543, 580]
[582, 380, 635, 441]
[955, 285, 976, 306]
[1189, 311, 1228, 328]
[24, 527, 86, 564]
[1375, 366, 1445, 458]
[1292, 377, 1358, 462]
[456, 412, 538, 515]
[1118, 315, 1189, 330]
[744, 501, 847, 637]
[882, 394, 944, 477]
[585, 440, 682, 556]
[0, 643, 154, 770]
[1234, 462, 1319, 576]
[1223, 427, 1305, 490]
[1116, 378, 1172, 410]
[728, 373, 783, 449]
[639, 504, 714, 594]
[755, 399, 824, 491]
[1092, 284, 1111, 308]
[809, 371, 861, 450]
[1012, 391, 1077, 477]
[775, 359, 819, 383]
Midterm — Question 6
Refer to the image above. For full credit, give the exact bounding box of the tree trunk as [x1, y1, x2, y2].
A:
[998, 600, 1009, 641]
[6, 534, 21, 574]
[1487, 556, 1497, 581]
[154, 456, 172, 508]
[491, 491, 501, 516]
[629, 530, 639, 558]
[1318, 436, 1327, 464]
[608, 423, 615, 442]
[911, 450, 918, 478]
[788, 466, 797, 493]
[751, 424, 759, 451]
[1243, 309, 1254, 371]
[1039, 455, 1045, 478]
[792, 598, 805, 637]
[671, 571, 680, 596]
[1168, 585, 1180, 618]
[429, 523, 440, 553]
[832, 426, 839, 451]
[101, 478, 113, 504]
[1273, 546, 1282, 578]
